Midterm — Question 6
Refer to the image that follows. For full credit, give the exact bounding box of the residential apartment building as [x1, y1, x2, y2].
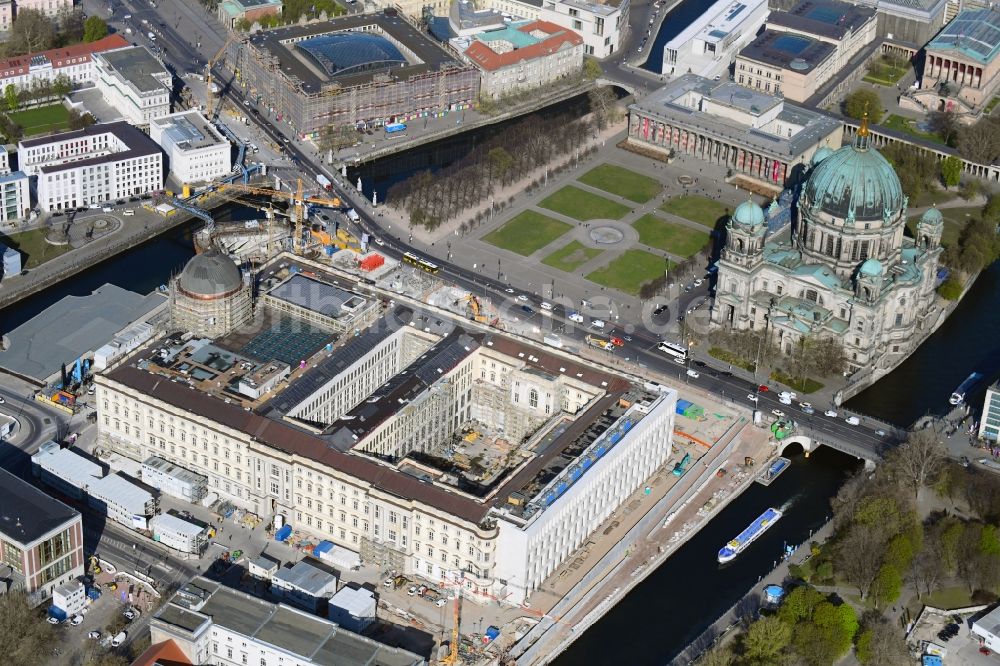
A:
[92, 45, 172, 126]
[457, 20, 584, 100]
[149, 111, 231, 184]
[0, 467, 84, 601]
[151, 578, 425, 666]
[0, 35, 130, 93]
[19, 122, 164, 212]
[473, 0, 627, 58]
[0, 0, 11, 31]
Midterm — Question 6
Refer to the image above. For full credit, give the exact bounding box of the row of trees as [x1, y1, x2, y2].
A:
[1, 9, 108, 58]
[235, 0, 344, 31]
[387, 111, 599, 229]
[1, 75, 74, 112]
[706, 328, 847, 381]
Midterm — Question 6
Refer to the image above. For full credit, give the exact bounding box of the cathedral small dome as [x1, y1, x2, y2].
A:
[732, 199, 765, 227]
[860, 258, 883, 277]
[811, 146, 834, 165]
[920, 207, 944, 226]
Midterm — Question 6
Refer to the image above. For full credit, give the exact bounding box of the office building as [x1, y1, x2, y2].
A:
[456, 20, 584, 100]
[95, 265, 678, 605]
[711, 121, 944, 373]
[150, 111, 232, 184]
[0, 35, 130, 92]
[0, 467, 84, 601]
[0, 145, 29, 223]
[150, 578, 425, 665]
[18, 121, 164, 212]
[52, 579, 87, 616]
[13, 0, 72, 20]
[233, 15, 479, 137]
[92, 45, 172, 126]
[979, 382, 1000, 441]
[626, 74, 842, 186]
[660, 0, 769, 78]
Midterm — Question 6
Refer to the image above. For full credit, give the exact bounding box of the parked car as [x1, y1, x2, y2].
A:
[521, 305, 534, 315]
[407, 585, 419, 596]
[568, 312, 584, 323]
[772, 409, 786, 418]
[70, 615, 83, 626]
[123, 610, 136, 621]
[111, 631, 127, 647]
[824, 410, 838, 417]
[47, 616, 61, 625]
[435, 598, 447, 607]
[88, 631, 101, 640]
[383, 577, 394, 588]
[845, 416, 861, 426]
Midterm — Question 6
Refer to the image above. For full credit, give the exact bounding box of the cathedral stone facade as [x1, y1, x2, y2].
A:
[711, 120, 943, 374]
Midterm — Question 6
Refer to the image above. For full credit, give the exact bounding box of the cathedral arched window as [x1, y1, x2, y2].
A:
[805, 289, 819, 303]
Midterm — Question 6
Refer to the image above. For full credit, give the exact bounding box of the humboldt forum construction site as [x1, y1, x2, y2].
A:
[94, 247, 685, 611]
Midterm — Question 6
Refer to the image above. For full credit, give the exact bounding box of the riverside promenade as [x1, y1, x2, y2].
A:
[511, 419, 775, 665]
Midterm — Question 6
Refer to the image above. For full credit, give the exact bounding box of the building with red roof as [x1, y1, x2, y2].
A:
[0, 35, 130, 94]
[130, 639, 193, 666]
[458, 21, 583, 100]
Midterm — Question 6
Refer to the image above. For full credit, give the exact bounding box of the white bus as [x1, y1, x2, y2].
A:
[657, 341, 688, 363]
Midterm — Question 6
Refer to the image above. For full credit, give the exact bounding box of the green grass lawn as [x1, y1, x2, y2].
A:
[770, 370, 824, 394]
[482, 210, 572, 255]
[911, 189, 956, 207]
[539, 185, 630, 221]
[986, 96, 1000, 115]
[660, 195, 729, 229]
[542, 240, 603, 272]
[1, 228, 72, 269]
[586, 249, 669, 295]
[907, 205, 982, 247]
[881, 114, 946, 145]
[7, 104, 71, 137]
[920, 586, 976, 610]
[633, 214, 711, 258]
[578, 163, 663, 203]
[862, 57, 908, 86]
[708, 347, 756, 373]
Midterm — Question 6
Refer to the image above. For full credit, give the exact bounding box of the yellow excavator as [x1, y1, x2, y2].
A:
[456, 294, 488, 323]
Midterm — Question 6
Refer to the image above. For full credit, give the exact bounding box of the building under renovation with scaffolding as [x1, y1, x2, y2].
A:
[233, 13, 480, 137]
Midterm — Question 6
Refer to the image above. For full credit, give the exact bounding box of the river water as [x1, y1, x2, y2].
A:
[553, 447, 858, 666]
[641, 0, 718, 74]
[845, 263, 1000, 427]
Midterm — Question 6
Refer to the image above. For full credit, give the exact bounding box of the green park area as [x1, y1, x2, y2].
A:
[1, 228, 71, 269]
[586, 249, 669, 295]
[633, 214, 711, 258]
[7, 104, 71, 137]
[542, 241, 602, 272]
[578, 163, 663, 203]
[482, 210, 571, 256]
[881, 115, 946, 146]
[660, 195, 729, 229]
[539, 185, 630, 221]
[862, 55, 908, 86]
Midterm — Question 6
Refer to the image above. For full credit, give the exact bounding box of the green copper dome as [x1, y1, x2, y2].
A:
[860, 258, 883, 276]
[920, 207, 944, 226]
[732, 199, 765, 227]
[803, 142, 904, 221]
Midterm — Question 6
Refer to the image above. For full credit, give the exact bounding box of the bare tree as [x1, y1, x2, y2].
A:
[837, 523, 886, 599]
[886, 428, 946, 501]
[910, 544, 943, 598]
[7, 9, 56, 56]
[857, 612, 910, 666]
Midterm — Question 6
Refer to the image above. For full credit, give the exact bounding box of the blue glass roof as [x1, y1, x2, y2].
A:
[928, 8, 1000, 65]
[773, 33, 813, 55]
[296, 33, 407, 79]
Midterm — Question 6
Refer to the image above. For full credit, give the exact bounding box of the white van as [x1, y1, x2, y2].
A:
[568, 312, 584, 323]
[845, 416, 861, 426]
[591, 319, 606, 329]
[346, 209, 360, 221]
[111, 631, 127, 647]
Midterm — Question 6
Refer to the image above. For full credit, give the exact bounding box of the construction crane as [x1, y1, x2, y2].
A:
[440, 590, 462, 665]
[206, 34, 240, 120]
[219, 179, 342, 254]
